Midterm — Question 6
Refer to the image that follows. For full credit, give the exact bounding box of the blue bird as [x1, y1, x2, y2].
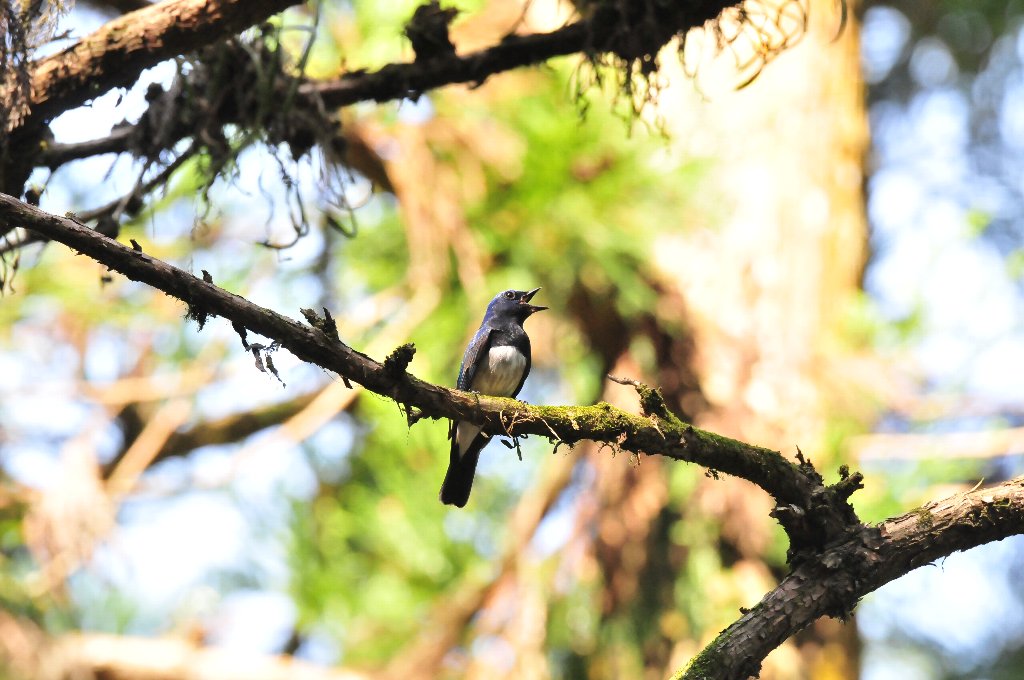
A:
[440, 288, 546, 507]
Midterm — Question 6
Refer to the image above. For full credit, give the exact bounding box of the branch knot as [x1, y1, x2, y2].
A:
[384, 343, 416, 379]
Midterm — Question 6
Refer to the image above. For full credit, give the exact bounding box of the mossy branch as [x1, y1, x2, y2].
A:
[3, 192, 865, 571]
[2, 193, 848, 515]
[2, 194, 863, 557]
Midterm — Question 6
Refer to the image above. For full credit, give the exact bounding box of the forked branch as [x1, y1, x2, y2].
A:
[678, 475, 1024, 679]
[4, 193, 1024, 680]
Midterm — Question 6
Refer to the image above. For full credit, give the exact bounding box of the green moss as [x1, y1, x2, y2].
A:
[671, 641, 719, 679]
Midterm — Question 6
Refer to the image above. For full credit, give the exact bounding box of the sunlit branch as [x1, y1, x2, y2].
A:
[23, 0, 302, 129]
[102, 391, 321, 477]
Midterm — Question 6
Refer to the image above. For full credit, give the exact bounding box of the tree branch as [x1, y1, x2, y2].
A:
[676, 474, 1024, 680]
[0, 192, 855, 543]
[38, 126, 136, 168]
[3, 0, 302, 192]
[301, 0, 733, 108]
[302, 22, 592, 108]
[1, 0, 742, 231]
[28, 0, 738, 174]
[4, 196, 1024, 679]
[24, 0, 302, 128]
[299, 0, 738, 109]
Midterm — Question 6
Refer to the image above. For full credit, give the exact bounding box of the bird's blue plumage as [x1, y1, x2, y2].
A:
[456, 326, 492, 392]
[440, 288, 546, 507]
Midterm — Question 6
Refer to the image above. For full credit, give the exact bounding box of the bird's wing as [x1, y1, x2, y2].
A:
[457, 326, 493, 391]
[449, 327, 492, 441]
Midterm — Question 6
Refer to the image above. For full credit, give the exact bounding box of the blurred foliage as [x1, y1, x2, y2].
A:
[287, 27, 716, 665]
[864, 0, 1024, 259]
[861, 1, 1024, 676]
[1, 1, 1022, 680]
[0, 3, 871, 677]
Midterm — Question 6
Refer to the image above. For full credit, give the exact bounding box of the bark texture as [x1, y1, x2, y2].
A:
[677, 475, 1024, 679]
[26, 0, 301, 126]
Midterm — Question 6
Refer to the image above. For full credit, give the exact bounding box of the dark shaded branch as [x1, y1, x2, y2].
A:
[81, 0, 153, 14]
[3, 0, 301, 193]
[32, 22, 603, 171]
[0, 192, 845, 521]
[32, 0, 737, 172]
[302, 0, 734, 109]
[303, 22, 590, 108]
[0, 0, 739, 226]
[677, 475, 1024, 680]
[39, 127, 135, 168]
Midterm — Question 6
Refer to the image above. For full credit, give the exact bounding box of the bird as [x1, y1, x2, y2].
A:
[440, 287, 546, 507]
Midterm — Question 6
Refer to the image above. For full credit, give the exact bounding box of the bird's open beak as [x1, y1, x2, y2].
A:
[522, 287, 547, 312]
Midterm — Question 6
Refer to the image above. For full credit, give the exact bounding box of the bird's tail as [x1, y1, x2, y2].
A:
[439, 440, 483, 507]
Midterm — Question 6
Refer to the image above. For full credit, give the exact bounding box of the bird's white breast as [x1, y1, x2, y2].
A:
[457, 346, 527, 456]
[471, 345, 527, 397]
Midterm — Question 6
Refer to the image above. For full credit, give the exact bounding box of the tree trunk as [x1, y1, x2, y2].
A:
[651, 0, 869, 676]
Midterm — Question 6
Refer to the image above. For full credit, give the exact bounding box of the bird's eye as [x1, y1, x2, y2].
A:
[503, 290, 515, 300]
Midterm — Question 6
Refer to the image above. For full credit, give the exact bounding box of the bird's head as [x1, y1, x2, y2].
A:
[487, 287, 547, 321]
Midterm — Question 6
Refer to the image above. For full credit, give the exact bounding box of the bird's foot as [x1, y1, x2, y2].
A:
[500, 435, 525, 461]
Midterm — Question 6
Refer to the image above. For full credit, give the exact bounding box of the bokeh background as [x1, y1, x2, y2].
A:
[2, 0, 1024, 678]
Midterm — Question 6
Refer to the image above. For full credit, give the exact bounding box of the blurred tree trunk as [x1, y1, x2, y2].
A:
[646, 0, 870, 677]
